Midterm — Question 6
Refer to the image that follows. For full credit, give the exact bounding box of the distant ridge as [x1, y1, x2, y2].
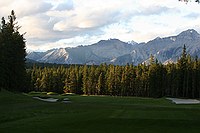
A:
[27, 29, 200, 65]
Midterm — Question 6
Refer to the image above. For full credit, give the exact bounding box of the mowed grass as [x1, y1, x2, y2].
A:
[0, 90, 200, 133]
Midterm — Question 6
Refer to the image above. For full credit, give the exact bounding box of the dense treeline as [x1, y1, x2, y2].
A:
[27, 46, 200, 98]
[26, 60, 84, 69]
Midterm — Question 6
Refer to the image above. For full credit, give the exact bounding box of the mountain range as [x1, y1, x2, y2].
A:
[27, 29, 200, 65]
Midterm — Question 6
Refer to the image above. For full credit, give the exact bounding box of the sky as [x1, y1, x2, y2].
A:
[0, 0, 200, 51]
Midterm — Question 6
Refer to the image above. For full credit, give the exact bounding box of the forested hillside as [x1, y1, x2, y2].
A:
[27, 46, 200, 98]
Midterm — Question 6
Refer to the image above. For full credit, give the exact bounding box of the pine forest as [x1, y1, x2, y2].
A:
[27, 46, 200, 98]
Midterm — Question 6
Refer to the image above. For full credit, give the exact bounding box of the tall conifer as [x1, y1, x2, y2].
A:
[0, 10, 26, 91]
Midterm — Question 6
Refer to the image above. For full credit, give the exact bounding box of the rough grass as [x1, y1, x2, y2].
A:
[0, 90, 200, 133]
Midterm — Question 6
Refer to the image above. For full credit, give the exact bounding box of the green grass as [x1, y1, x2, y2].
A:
[0, 90, 200, 133]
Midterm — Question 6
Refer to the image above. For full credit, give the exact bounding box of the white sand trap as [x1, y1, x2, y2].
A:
[33, 97, 58, 102]
[166, 98, 200, 104]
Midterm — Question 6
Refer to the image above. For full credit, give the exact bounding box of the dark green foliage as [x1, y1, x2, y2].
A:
[148, 60, 166, 98]
[0, 10, 26, 91]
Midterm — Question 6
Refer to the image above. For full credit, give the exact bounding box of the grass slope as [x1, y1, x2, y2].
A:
[0, 90, 200, 133]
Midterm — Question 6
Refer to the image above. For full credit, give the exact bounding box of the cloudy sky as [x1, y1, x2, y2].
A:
[0, 0, 200, 51]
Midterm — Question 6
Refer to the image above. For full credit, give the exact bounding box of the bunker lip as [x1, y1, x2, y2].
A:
[166, 98, 200, 104]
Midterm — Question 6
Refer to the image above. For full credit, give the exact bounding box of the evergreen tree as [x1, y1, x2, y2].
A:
[82, 65, 89, 95]
[128, 64, 136, 96]
[66, 66, 77, 93]
[0, 10, 26, 91]
[113, 66, 122, 96]
[96, 64, 107, 95]
[56, 66, 66, 93]
[107, 65, 115, 95]
[176, 45, 187, 97]
[76, 66, 83, 94]
[121, 64, 132, 96]
[96, 72, 104, 95]
[0, 23, 4, 91]
[88, 65, 96, 95]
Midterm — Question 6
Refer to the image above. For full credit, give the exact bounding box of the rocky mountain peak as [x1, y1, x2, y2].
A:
[27, 29, 200, 65]
[96, 39, 123, 46]
[127, 40, 138, 45]
[177, 29, 200, 39]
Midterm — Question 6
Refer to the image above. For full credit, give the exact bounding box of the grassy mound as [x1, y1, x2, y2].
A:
[0, 90, 200, 133]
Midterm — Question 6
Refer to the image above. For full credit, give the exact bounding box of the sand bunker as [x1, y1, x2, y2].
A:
[33, 97, 58, 102]
[166, 98, 200, 104]
[33, 97, 71, 103]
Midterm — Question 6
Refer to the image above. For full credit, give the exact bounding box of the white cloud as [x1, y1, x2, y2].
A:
[55, 0, 74, 11]
[0, 0, 53, 18]
[1, 0, 200, 51]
